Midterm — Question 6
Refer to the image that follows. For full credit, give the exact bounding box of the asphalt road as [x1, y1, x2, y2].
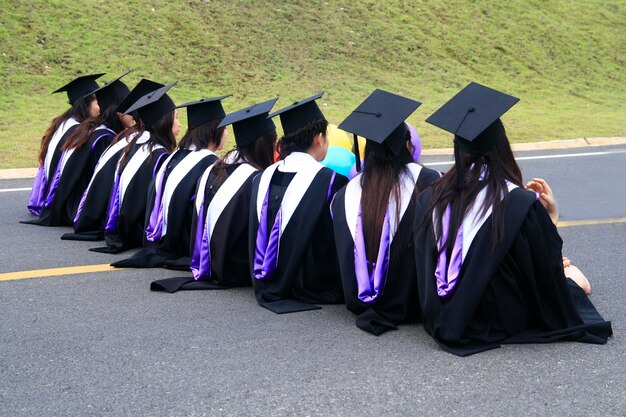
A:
[1, 145, 625, 417]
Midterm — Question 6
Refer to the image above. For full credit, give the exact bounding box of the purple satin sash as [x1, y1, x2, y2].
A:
[145, 162, 168, 242]
[191, 169, 259, 280]
[354, 205, 391, 303]
[43, 153, 65, 209]
[153, 153, 168, 177]
[104, 171, 121, 234]
[27, 165, 47, 216]
[91, 133, 113, 152]
[190, 201, 210, 280]
[253, 186, 281, 280]
[435, 204, 463, 298]
[326, 171, 336, 201]
[73, 186, 89, 227]
[328, 171, 337, 220]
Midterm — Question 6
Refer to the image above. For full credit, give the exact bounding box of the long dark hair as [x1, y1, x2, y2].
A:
[278, 118, 328, 159]
[361, 132, 414, 261]
[38, 94, 96, 164]
[61, 104, 124, 152]
[420, 121, 523, 256]
[177, 118, 225, 150]
[111, 120, 143, 146]
[117, 111, 177, 173]
[211, 130, 278, 188]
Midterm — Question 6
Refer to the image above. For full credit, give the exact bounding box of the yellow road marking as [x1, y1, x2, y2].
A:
[0, 264, 125, 282]
[558, 217, 626, 228]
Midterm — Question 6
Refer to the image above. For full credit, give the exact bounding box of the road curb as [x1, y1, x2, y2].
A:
[0, 167, 39, 180]
[2, 137, 625, 179]
[420, 136, 626, 156]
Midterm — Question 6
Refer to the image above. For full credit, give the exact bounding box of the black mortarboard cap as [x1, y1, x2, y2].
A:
[218, 98, 278, 147]
[269, 92, 325, 135]
[52, 73, 105, 105]
[116, 78, 165, 116]
[124, 82, 177, 128]
[92, 71, 132, 113]
[338, 89, 421, 156]
[426, 82, 519, 155]
[176, 95, 231, 131]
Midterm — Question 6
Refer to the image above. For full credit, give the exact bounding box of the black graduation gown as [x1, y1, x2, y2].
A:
[249, 155, 349, 314]
[90, 140, 169, 254]
[111, 149, 218, 268]
[22, 127, 114, 227]
[332, 166, 440, 335]
[414, 186, 613, 356]
[150, 163, 260, 293]
[25, 118, 80, 219]
[61, 136, 130, 241]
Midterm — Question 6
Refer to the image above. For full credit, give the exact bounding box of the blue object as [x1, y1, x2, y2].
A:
[321, 146, 355, 177]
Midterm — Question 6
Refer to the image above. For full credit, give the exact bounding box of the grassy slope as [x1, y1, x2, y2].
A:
[0, 0, 624, 168]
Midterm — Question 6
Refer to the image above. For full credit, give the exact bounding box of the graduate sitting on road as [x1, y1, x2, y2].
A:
[91, 83, 178, 254]
[24, 73, 103, 226]
[28, 73, 131, 228]
[62, 78, 163, 241]
[111, 95, 230, 269]
[150, 98, 279, 292]
[414, 82, 612, 356]
[332, 89, 441, 335]
[250, 93, 349, 314]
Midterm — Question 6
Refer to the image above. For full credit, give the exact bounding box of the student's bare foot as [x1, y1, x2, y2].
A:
[565, 265, 591, 295]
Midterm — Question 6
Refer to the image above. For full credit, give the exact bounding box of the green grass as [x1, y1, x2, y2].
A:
[1, 0, 624, 168]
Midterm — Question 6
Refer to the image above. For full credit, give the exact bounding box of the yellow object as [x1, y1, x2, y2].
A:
[557, 217, 626, 228]
[327, 124, 365, 155]
[0, 264, 126, 281]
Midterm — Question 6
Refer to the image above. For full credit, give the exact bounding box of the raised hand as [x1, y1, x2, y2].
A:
[525, 177, 559, 225]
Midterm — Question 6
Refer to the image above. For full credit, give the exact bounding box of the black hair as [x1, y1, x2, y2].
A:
[38, 94, 96, 164]
[177, 118, 225, 150]
[278, 118, 328, 159]
[61, 104, 124, 152]
[360, 132, 414, 261]
[118, 111, 177, 173]
[211, 130, 278, 188]
[419, 121, 523, 256]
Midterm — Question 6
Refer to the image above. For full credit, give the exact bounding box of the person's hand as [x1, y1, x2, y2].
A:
[525, 177, 559, 225]
[563, 256, 571, 268]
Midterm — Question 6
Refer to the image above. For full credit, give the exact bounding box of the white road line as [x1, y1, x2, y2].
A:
[0, 187, 31, 193]
[1, 151, 625, 190]
[516, 150, 626, 161]
[426, 150, 626, 166]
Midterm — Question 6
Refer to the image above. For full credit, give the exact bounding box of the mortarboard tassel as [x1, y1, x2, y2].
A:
[353, 133, 361, 172]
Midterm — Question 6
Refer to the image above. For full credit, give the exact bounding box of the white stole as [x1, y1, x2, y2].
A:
[255, 152, 325, 234]
[59, 124, 114, 175]
[118, 132, 162, 204]
[206, 163, 258, 237]
[195, 151, 244, 214]
[433, 179, 519, 263]
[160, 149, 215, 236]
[458, 181, 519, 260]
[92, 133, 133, 179]
[44, 116, 80, 178]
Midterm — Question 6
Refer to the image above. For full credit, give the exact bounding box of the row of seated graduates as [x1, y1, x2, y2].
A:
[24, 73, 612, 356]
